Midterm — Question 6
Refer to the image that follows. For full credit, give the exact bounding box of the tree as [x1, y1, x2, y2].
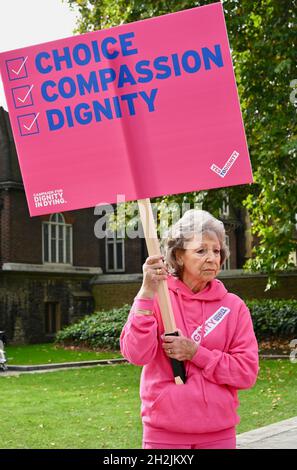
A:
[65, 0, 297, 289]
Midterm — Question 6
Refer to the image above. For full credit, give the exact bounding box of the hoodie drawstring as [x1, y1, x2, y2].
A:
[175, 289, 208, 406]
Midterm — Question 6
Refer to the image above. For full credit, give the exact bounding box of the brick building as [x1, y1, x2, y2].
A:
[0, 106, 272, 344]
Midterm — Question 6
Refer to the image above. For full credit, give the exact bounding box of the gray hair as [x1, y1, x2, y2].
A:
[161, 209, 230, 279]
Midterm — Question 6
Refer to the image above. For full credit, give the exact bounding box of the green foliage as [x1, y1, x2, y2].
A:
[65, 0, 297, 289]
[246, 299, 297, 339]
[55, 300, 297, 349]
[55, 304, 131, 349]
[228, 0, 297, 289]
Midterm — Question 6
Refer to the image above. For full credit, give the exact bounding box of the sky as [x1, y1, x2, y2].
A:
[0, 0, 79, 109]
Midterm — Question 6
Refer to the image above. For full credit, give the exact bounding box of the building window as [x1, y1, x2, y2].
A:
[42, 213, 73, 264]
[105, 236, 125, 272]
[221, 234, 231, 270]
[44, 302, 61, 335]
[220, 195, 230, 218]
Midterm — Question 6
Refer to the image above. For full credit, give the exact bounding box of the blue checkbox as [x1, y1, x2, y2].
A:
[17, 112, 40, 136]
[12, 85, 34, 109]
[6, 56, 28, 81]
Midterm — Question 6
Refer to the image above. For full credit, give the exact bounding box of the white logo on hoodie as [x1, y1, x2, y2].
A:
[191, 306, 230, 344]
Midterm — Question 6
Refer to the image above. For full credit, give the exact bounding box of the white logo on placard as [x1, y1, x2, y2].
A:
[33, 189, 67, 208]
[211, 150, 239, 178]
[191, 306, 230, 344]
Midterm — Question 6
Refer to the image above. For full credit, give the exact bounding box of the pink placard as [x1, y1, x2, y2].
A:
[0, 2, 252, 217]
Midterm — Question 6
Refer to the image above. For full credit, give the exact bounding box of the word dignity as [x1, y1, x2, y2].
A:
[35, 32, 225, 131]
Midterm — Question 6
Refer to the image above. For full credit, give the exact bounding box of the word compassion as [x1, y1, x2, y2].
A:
[34, 32, 225, 131]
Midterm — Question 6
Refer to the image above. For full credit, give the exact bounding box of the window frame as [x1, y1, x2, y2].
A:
[42, 213, 73, 264]
[105, 236, 125, 273]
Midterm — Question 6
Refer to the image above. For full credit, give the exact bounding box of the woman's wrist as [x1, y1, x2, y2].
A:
[137, 287, 155, 299]
[189, 341, 199, 360]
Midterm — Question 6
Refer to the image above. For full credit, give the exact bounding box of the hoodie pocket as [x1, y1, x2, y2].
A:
[148, 375, 238, 434]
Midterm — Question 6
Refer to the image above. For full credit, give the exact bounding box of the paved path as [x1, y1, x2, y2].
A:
[0, 358, 128, 376]
[237, 416, 297, 449]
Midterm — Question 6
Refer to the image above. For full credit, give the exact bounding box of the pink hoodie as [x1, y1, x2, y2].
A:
[120, 275, 259, 439]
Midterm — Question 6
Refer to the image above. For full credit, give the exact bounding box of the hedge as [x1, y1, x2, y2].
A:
[55, 305, 130, 350]
[55, 299, 297, 350]
[246, 299, 297, 339]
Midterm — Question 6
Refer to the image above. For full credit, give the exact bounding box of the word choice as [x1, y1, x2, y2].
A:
[35, 32, 139, 73]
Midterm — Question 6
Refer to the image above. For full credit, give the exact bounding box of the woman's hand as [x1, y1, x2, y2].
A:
[138, 255, 169, 298]
[162, 329, 198, 361]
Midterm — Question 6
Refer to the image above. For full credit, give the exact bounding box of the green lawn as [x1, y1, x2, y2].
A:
[0, 360, 296, 449]
[5, 344, 122, 365]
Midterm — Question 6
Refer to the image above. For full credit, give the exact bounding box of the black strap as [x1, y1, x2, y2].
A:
[165, 331, 187, 384]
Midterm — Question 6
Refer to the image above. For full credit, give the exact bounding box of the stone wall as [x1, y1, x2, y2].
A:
[0, 271, 94, 344]
[218, 271, 297, 300]
[91, 271, 297, 312]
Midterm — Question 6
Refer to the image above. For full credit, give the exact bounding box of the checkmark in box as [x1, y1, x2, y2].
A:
[12, 85, 34, 109]
[6, 56, 28, 81]
[17, 112, 40, 136]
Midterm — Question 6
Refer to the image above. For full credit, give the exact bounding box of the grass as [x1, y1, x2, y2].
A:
[0, 359, 296, 449]
[237, 359, 297, 432]
[5, 344, 122, 365]
[1, 363, 141, 449]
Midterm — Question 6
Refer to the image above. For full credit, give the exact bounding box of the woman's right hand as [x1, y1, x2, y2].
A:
[139, 255, 169, 298]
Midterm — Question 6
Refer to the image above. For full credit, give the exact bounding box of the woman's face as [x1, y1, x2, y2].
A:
[177, 231, 222, 283]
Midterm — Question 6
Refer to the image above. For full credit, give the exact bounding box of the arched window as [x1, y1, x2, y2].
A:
[42, 213, 72, 264]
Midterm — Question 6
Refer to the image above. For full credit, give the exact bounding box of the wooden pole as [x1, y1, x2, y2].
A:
[138, 198, 186, 385]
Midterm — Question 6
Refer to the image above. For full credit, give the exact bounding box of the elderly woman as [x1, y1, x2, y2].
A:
[120, 209, 259, 449]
